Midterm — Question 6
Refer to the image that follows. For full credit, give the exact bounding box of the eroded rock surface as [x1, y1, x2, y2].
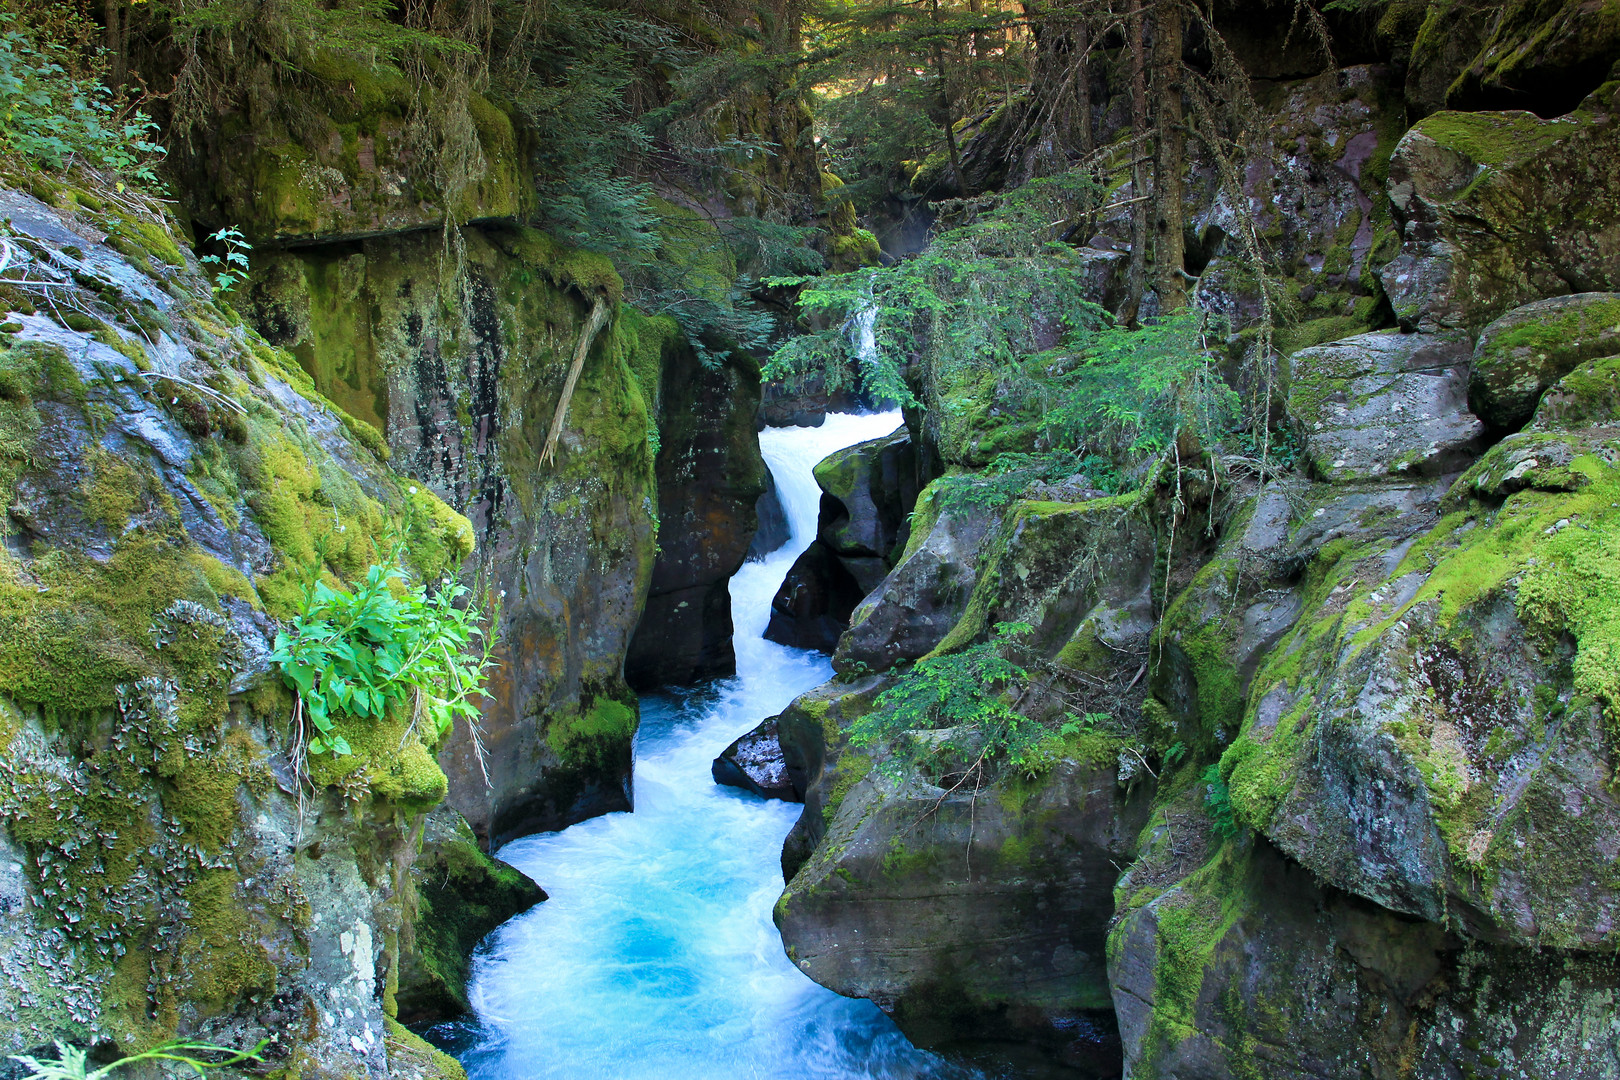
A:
[1287, 329, 1483, 481]
[0, 185, 473, 1078]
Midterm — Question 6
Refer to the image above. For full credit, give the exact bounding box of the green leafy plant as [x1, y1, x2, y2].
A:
[197, 226, 250, 296]
[11, 1038, 265, 1080]
[1201, 763, 1239, 840]
[0, 14, 165, 183]
[269, 539, 498, 760]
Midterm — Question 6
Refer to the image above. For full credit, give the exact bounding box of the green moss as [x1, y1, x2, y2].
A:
[109, 215, 186, 268]
[823, 751, 872, 824]
[305, 705, 449, 812]
[829, 227, 881, 270]
[173, 869, 278, 1013]
[1532, 353, 1620, 428]
[1114, 841, 1254, 1073]
[83, 446, 144, 530]
[931, 492, 1142, 655]
[1410, 110, 1571, 199]
[880, 832, 939, 879]
[507, 228, 624, 302]
[813, 443, 864, 500]
[545, 692, 639, 769]
[385, 1017, 469, 1080]
[1154, 555, 1245, 750]
[1273, 314, 1367, 359]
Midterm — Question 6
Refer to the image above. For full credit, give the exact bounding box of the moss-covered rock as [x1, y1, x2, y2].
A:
[1469, 292, 1620, 430]
[1109, 832, 1620, 1079]
[248, 224, 659, 845]
[1380, 88, 1620, 332]
[397, 805, 544, 1024]
[1404, 0, 1620, 117]
[1530, 352, 1620, 430]
[834, 480, 1002, 675]
[1219, 423, 1620, 948]
[173, 73, 532, 244]
[778, 743, 1146, 1073]
[0, 179, 471, 1076]
[813, 424, 918, 570]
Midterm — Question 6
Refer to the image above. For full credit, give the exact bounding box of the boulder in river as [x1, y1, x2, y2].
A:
[763, 539, 866, 653]
[711, 719, 798, 801]
[398, 805, 546, 1024]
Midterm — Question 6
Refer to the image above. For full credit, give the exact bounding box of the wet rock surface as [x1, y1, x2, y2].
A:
[764, 539, 865, 652]
[626, 345, 766, 690]
[711, 719, 797, 801]
[397, 806, 545, 1025]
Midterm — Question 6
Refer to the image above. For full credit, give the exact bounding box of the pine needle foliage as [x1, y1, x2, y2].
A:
[768, 169, 1237, 478]
[852, 621, 1113, 782]
[767, 170, 1109, 405]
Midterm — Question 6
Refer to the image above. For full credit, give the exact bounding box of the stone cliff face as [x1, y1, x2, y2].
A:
[771, 58, 1620, 1080]
[248, 227, 662, 846]
[0, 181, 472, 1078]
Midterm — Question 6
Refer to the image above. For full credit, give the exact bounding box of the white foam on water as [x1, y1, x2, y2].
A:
[459, 413, 981, 1080]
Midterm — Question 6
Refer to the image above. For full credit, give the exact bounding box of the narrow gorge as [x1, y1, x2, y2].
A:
[0, 1, 1618, 1079]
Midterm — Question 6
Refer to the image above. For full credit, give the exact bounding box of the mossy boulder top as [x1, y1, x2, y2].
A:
[1469, 292, 1620, 431]
[1379, 84, 1620, 334]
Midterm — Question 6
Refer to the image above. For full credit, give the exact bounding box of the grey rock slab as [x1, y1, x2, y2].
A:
[1288, 329, 1484, 482]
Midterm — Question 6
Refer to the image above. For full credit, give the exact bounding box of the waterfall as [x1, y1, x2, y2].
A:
[455, 414, 978, 1080]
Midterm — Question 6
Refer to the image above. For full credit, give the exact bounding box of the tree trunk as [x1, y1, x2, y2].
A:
[104, 0, 127, 90]
[929, 0, 966, 194]
[1121, 0, 1149, 326]
[540, 294, 612, 470]
[1152, 0, 1187, 311]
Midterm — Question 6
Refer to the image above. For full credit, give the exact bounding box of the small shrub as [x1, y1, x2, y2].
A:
[1202, 763, 1239, 839]
[0, 15, 165, 183]
[269, 540, 497, 759]
[198, 226, 251, 296]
